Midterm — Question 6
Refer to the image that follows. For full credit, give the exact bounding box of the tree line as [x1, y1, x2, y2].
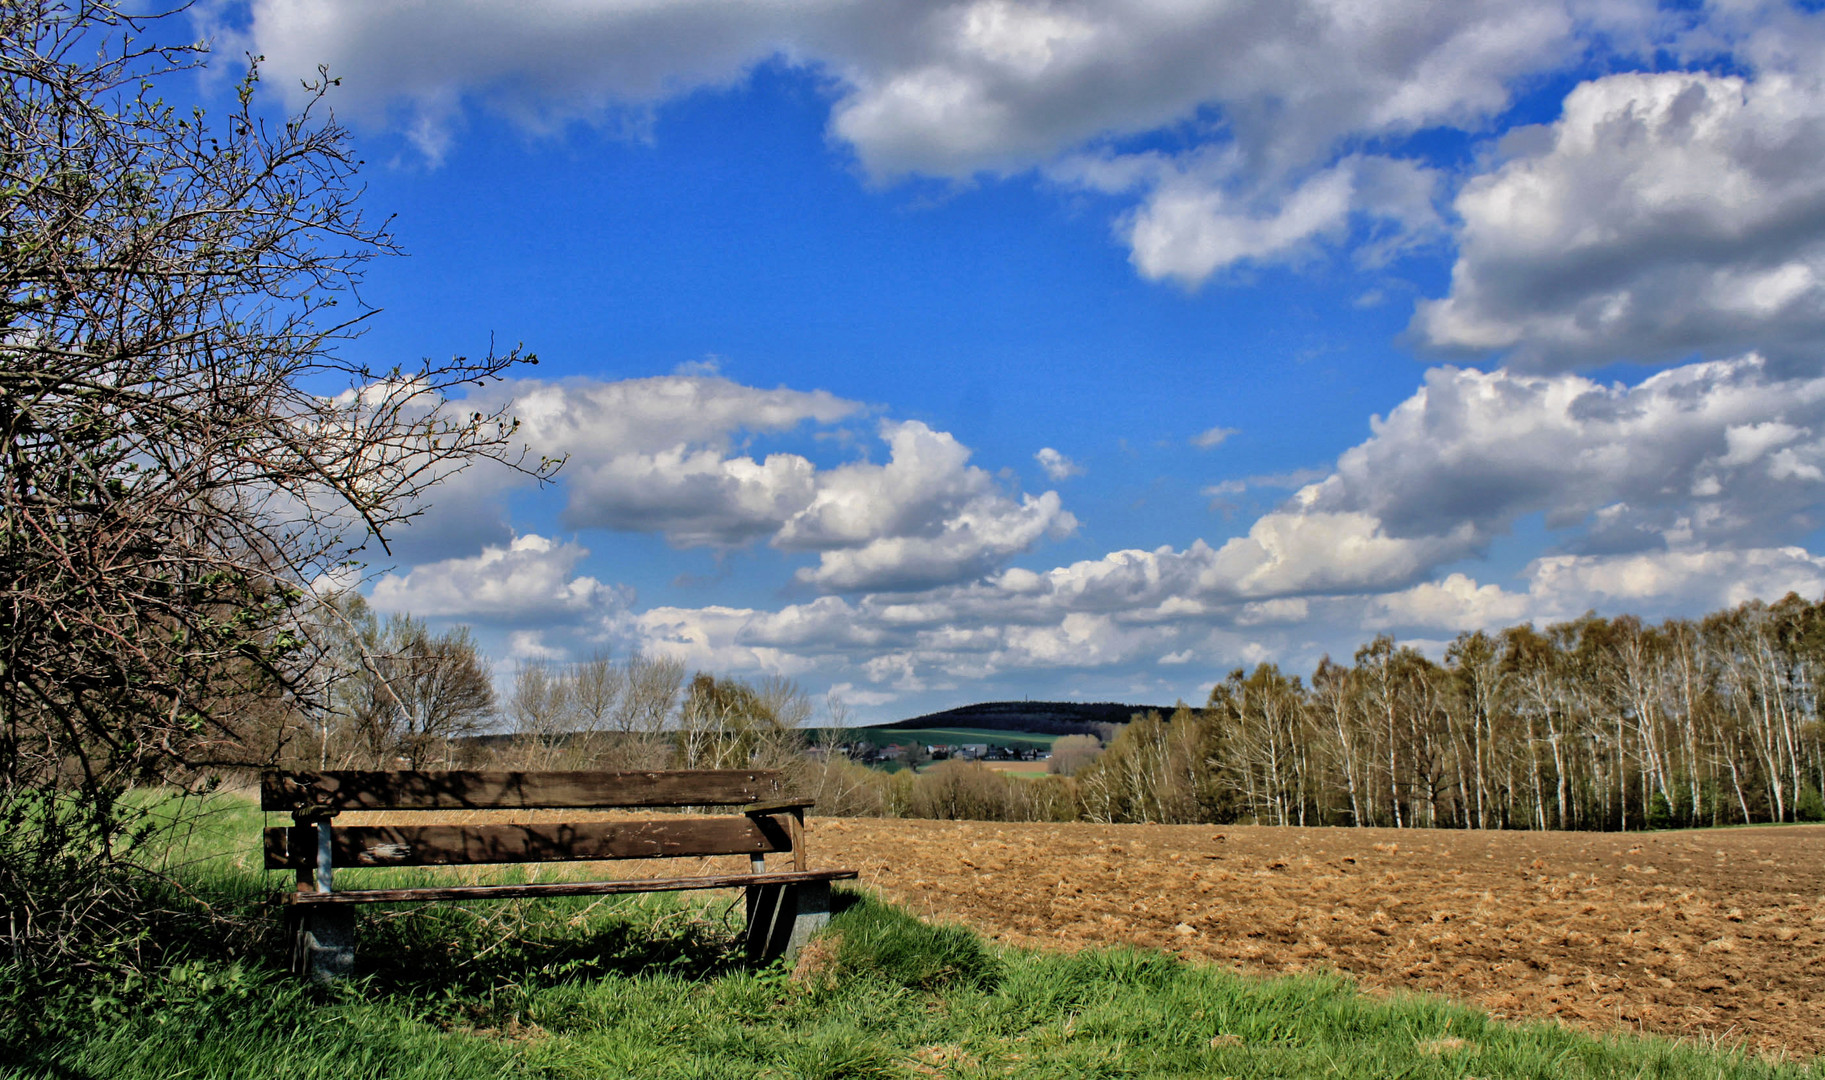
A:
[859, 594, 1825, 831]
[294, 591, 1825, 835]
[283, 592, 820, 777]
[1189, 594, 1825, 830]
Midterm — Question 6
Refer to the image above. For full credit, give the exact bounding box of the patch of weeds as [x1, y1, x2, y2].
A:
[787, 930, 844, 991]
[1069, 946, 1187, 991]
[819, 890, 999, 994]
[1416, 1034, 1478, 1056]
[776, 1025, 899, 1080]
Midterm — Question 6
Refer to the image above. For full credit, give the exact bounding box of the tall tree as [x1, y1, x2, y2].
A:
[1209, 665, 1310, 825]
[505, 658, 573, 767]
[1310, 657, 1366, 825]
[1443, 632, 1505, 829]
[677, 673, 806, 770]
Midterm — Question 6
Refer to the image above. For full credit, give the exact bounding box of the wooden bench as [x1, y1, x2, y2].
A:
[261, 768, 858, 981]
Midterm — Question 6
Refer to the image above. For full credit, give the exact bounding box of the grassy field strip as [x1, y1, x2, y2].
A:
[10, 891, 1816, 1080]
[5, 794, 1817, 1079]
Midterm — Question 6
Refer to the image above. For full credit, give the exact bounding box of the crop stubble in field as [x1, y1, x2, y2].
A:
[811, 819, 1825, 1058]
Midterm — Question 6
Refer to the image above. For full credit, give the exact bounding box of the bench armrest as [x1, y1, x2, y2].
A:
[742, 798, 815, 816]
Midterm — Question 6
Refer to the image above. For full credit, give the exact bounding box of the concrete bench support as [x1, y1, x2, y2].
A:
[744, 879, 833, 963]
[289, 906, 355, 983]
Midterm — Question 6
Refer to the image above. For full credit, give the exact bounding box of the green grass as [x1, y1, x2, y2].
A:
[3, 793, 1818, 1080]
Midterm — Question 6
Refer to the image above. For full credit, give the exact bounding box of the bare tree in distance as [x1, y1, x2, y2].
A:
[795, 689, 891, 817]
[344, 615, 495, 770]
[0, 1, 554, 969]
[505, 659, 573, 768]
[560, 650, 626, 766]
[569, 652, 625, 733]
[497, 651, 696, 769]
[620, 652, 686, 734]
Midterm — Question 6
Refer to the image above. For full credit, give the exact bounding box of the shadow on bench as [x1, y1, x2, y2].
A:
[261, 768, 858, 981]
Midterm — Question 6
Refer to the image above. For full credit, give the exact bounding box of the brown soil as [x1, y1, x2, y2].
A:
[807, 818, 1825, 1059]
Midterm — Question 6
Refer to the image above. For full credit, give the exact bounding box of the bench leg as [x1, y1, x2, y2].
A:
[744, 880, 832, 964]
[288, 906, 355, 982]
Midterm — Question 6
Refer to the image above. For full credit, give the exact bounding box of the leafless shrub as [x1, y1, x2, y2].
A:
[0, 1, 550, 969]
[907, 760, 1029, 821]
[1046, 734, 1103, 777]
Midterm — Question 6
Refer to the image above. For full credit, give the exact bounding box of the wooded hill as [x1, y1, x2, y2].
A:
[875, 701, 1164, 737]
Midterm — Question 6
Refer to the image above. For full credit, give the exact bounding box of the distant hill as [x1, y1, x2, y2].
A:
[872, 700, 1169, 738]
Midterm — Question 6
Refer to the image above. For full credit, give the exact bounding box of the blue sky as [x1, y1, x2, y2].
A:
[206, 1, 1825, 720]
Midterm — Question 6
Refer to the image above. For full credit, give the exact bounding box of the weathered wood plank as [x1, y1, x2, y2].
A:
[787, 810, 807, 873]
[263, 817, 794, 869]
[260, 769, 784, 812]
[280, 869, 858, 905]
[742, 798, 815, 815]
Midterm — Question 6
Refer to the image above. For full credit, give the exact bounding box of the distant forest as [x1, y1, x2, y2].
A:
[1117, 593, 1825, 831]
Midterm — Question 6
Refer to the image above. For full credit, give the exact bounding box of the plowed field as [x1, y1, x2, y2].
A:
[808, 818, 1825, 1058]
[335, 808, 1823, 1057]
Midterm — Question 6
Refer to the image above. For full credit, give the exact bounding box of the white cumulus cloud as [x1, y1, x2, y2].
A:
[778, 420, 1078, 591]
[237, 0, 1669, 287]
[1415, 67, 1825, 370]
[1310, 356, 1825, 553]
[458, 374, 861, 548]
[1369, 573, 1534, 632]
[1525, 546, 1825, 614]
[1035, 446, 1083, 479]
[1082, 152, 1442, 284]
[419, 381, 1079, 593]
[369, 534, 619, 620]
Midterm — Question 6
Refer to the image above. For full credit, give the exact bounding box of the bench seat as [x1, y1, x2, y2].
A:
[281, 867, 859, 906]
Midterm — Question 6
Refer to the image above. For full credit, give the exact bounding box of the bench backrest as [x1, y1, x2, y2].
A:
[261, 769, 803, 876]
[262, 769, 785, 812]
